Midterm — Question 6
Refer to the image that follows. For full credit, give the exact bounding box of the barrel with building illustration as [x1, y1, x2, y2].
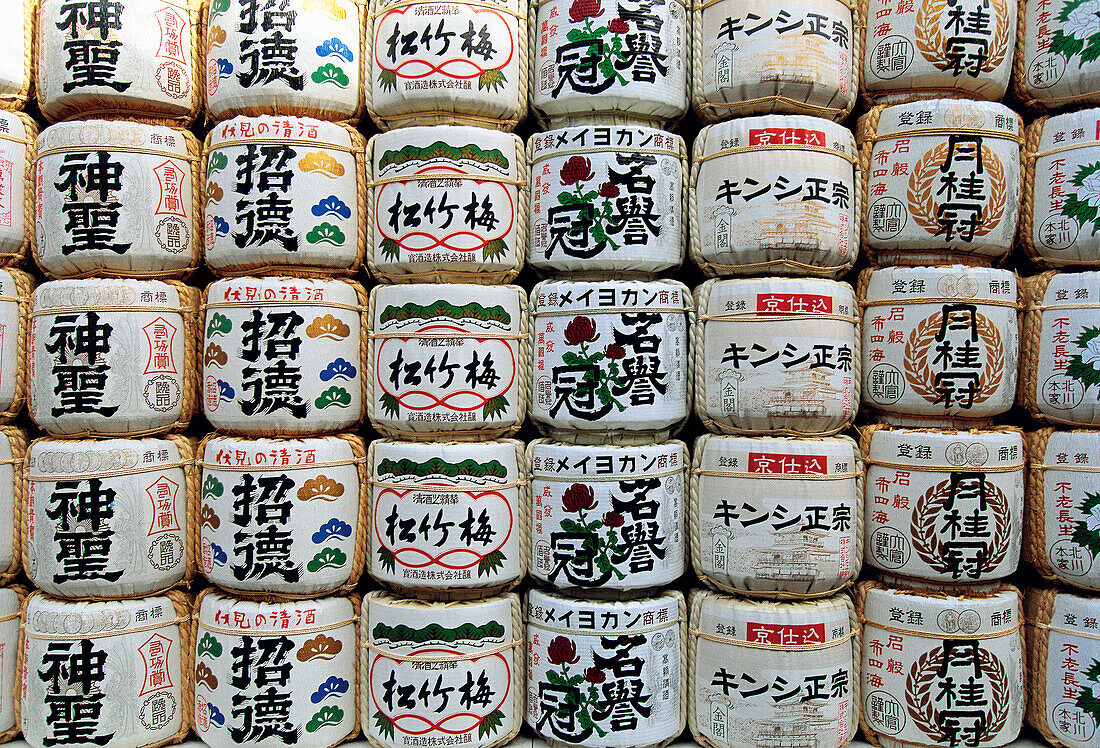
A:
[0, 111, 35, 267]
[0, 1, 33, 111]
[1015, 0, 1100, 110]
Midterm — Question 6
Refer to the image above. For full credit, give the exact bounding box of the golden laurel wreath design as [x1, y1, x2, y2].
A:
[914, 0, 1011, 72]
[905, 644, 1011, 743]
[910, 476, 1013, 576]
[902, 310, 1005, 406]
[906, 141, 1008, 238]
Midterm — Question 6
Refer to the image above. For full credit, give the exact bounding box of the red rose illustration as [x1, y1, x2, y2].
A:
[560, 155, 595, 186]
[562, 483, 597, 513]
[585, 667, 606, 683]
[598, 181, 620, 198]
[564, 316, 599, 345]
[608, 18, 628, 33]
[569, 0, 604, 23]
[604, 343, 625, 359]
[548, 636, 579, 665]
[602, 511, 624, 528]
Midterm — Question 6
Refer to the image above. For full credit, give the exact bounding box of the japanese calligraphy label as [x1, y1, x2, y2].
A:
[22, 592, 189, 748]
[1019, 0, 1100, 107]
[688, 591, 857, 748]
[34, 120, 200, 278]
[531, 279, 690, 441]
[861, 0, 1015, 102]
[29, 279, 197, 437]
[370, 283, 527, 440]
[863, 426, 1023, 584]
[36, 0, 199, 123]
[0, 1, 32, 109]
[370, 125, 524, 283]
[369, 439, 525, 595]
[0, 429, 23, 585]
[0, 112, 34, 264]
[205, 115, 364, 275]
[369, 0, 525, 129]
[860, 100, 1021, 264]
[0, 269, 29, 420]
[26, 436, 192, 599]
[859, 266, 1019, 424]
[193, 591, 357, 748]
[529, 439, 686, 594]
[695, 277, 858, 436]
[0, 587, 20, 739]
[529, 125, 685, 276]
[531, 0, 688, 125]
[694, 0, 856, 122]
[203, 276, 366, 436]
[526, 589, 685, 747]
[200, 434, 365, 597]
[364, 592, 523, 748]
[858, 583, 1024, 748]
[692, 115, 857, 277]
[204, 0, 364, 121]
[691, 434, 860, 597]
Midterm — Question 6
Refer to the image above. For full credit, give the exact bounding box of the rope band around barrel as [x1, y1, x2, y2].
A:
[861, 296, 1022, 309]
[369, 330, 525, 340]
[693, 468, 859, 480]
[366, 638, 520, 662]
[30, 305, 188, 318]
[527, 618, 683, 637]
[29, 459, 194, 482]
[369, 173, 526, 188]
[202, 457, 365, 472]
[699, 311, 858, 324]
[864, 457, 1024, 473]
[37, 143, 196, 161]
[195, 615, 357, 637]
[696, 95, 849, 117]
[370, 478, 526, 491]
[1035, 462, 1100, 473]
[531, 147, 679, 166]
[860, 618, 1021, 640]
[690, 626, 857, 651]
[696, 143, 857, 165]
[203, 299, 365, 313]
[211, 137, 359, 153]
[24, 615, 189, 641]
[371, 0, 521, 20]
[533, 306, 687, 317]
[1030, 619, 1100, 642]
[534, 467, 684, 483]
[871, 127, 1022, 146]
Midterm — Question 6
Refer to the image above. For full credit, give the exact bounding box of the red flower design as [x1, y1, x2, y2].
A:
[564, 316, 599, 345]
[560, 155, 595, 186]
[569, 0, 604, 23]
[604, 343, 625, 359]
[608, 18, 628, 33]
[562, 483, 597, 513]
[548, 636, 579, 665]
[602, 511, 624, 528]
[598, 181, 620, 198]
[585, 667, 606, 683]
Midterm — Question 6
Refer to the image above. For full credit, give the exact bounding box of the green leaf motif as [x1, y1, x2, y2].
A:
[203, 475, 224, 500]
[207, 151, 228, 176]
[209, 0, 230, 20]
[380, 392, 401, 418]
[1073, 492, 1100, 558]
[483, 394, 509, 420]
[306, 706, 344, 733]
[378, 69, 398, 92]
[307, 547, 348, 572]
[312, 64, 350, 87]
[315, 386, 352, 409]
[478, 68, 506, 92]
[197, 633, 222, 659]
[207, 313, 231, 337]
[373, 711, 396, 740]
[478, 710, 505, 740]
[380, 237, 401, 261]
[307, 222, 346, 245]
[477, 549, 506, 577]
[377, 545, 397, 573]
[483, 238, 507, 261]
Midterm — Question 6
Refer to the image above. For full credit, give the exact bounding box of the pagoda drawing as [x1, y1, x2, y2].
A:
[757, 369, 844, 418]
[757, 203, 835, 255]
[729, 701, 836, 748]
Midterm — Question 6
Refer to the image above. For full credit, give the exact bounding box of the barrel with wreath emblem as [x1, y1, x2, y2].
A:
[528, 439, 687, 595]
[858, 266, 1020, 426]
[362, 592, 524, 748]
[530, 0, 689, 126]
[369, 439, 527, 597]
[862, 425, 1024, 584]
[0, 586, 22, 742]
[688, 590, 859, 748]
[203, 0, 365, 122]
[529, 125, 685, 276]
[857, 581, 1025, 748]
[0, 428, 24, 587]
[1014, 0, 1100, 110]
[29, 278, 199, 437]
[691, 114, 858, 277]
[1025, 588, 1100, 748]
[860, 0, 1016, 104]
[367, 0, 527, 130]
[203, 276, 367, 436]
[34, 120, 201, 279]
[25, 436, 195, 600]
[369, 125, 525, 283]
[526, 588, 686, 748]
[0, 111, 36, 267]
[0, 269, 32, 423]
[199, 434, 367, 598]
[693, 277, 858, 436]
[369, 283, 529, 440]
[858, 100, 1022, 266]
[691, 434, 861, 597]
[21, 590, 192, 748]
[0, 1, 33, 111]
[204, 116, 365, 276]
[193, 590, 358, 748]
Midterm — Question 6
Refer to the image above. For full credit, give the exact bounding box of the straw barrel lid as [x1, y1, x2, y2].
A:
[0, 429, 24, 587]
[0, 586, 22, 742]
[198, 434, 367, 598]
[0, 111, 36, 267]
[361, 591, 523, 748]
[687, 589, 859, 748]
[1014, 1, 1100, 111]
[25, 436, 195, 600]
[0, 1, 33, 111]
[858, 265, 1020, 427]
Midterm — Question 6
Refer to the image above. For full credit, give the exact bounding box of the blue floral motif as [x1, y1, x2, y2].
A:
[320, 358, 356, 381]
[311, 195, 352, 219]
[316, 38, 353, 62]
[311, 676, 350, 703]
[313, 519, 352, 543]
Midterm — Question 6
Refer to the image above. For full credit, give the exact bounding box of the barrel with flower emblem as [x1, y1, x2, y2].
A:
[0, 586, 22, 742]
[1015, 0, 1100, 110]
[526, 588, 686, 748]
[0, 1, 33, 111]
[0, 111, 36, 267]
[193, 589, 358, 748]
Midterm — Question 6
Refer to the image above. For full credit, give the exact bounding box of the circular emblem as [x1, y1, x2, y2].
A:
[155, 61, 191, 100]
[907, 143, 1008, 239]
[140, 691, 177, 730]
[903, 310, 1005, 407]
[905, 645, 1011, 743]
[1042, 374, 1085, 411]
[155, 217, 190, 254]
[148, 534, 184, 571]
[143, 375, 181, 413]
[910, 476, 1013, 578]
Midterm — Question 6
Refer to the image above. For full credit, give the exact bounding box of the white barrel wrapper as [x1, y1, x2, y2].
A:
[0, 587, 19, 739]
[0, 429, 22, 585]
[0, 270, 28, 421]
[0, 2, 32, 110]
[0, 112, 34, 264]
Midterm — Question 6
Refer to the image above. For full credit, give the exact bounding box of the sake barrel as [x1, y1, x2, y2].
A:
[1024, 429, 1100, 592]
[860, 0, 1016, 104]
[857, 581, 1025, 748]
[693, 277, 858, 436]
[858, 266, 1020, 426]
[0, 112, 36, 266]
[204, 116, 365, 276]
[193, 590, 358, 748]
[690, 115, 858, 278]
[0, 587, 22, 743]
[530, 279, 691, 442]
[688, 590, 859, 748]
[25, 436, 195, 599]
[690, 434, 861, 597]
[863, 424, 1024, 584]
[21, 591, 192, 748]
[0, 269, 32, 423]
[34, 120, 201, 279]
[199, 434, 367, 598]
[530, 0, 690, 126]
[369, 283, 529, 440]
[0, 1, 33, 110]
[0, 429, 24, 586]
[369, 439, 526, 597]
[203, 276, 367, 436]
[362, 592, 524, 748]
[203, 0, 365, 122]
[858, 100, 1022, 266]
[1025, 588, 1100, 748]
[526, 588, 686, 748]
[368, 125, 525, 283]
[29, 279, 199, 437]
[367, 0, 527, 130]
[528, 439, 687, 595]
[529, 125, 686, 277]
[1015, 0, 1100, 110]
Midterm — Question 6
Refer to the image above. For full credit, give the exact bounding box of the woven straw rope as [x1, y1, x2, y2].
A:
[0, 428, 25, 589]
[0, 585, 25, 744]
[0, 114, 36, 267]
[0, 270, 33, 424]
[0, 0, 33, 112]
